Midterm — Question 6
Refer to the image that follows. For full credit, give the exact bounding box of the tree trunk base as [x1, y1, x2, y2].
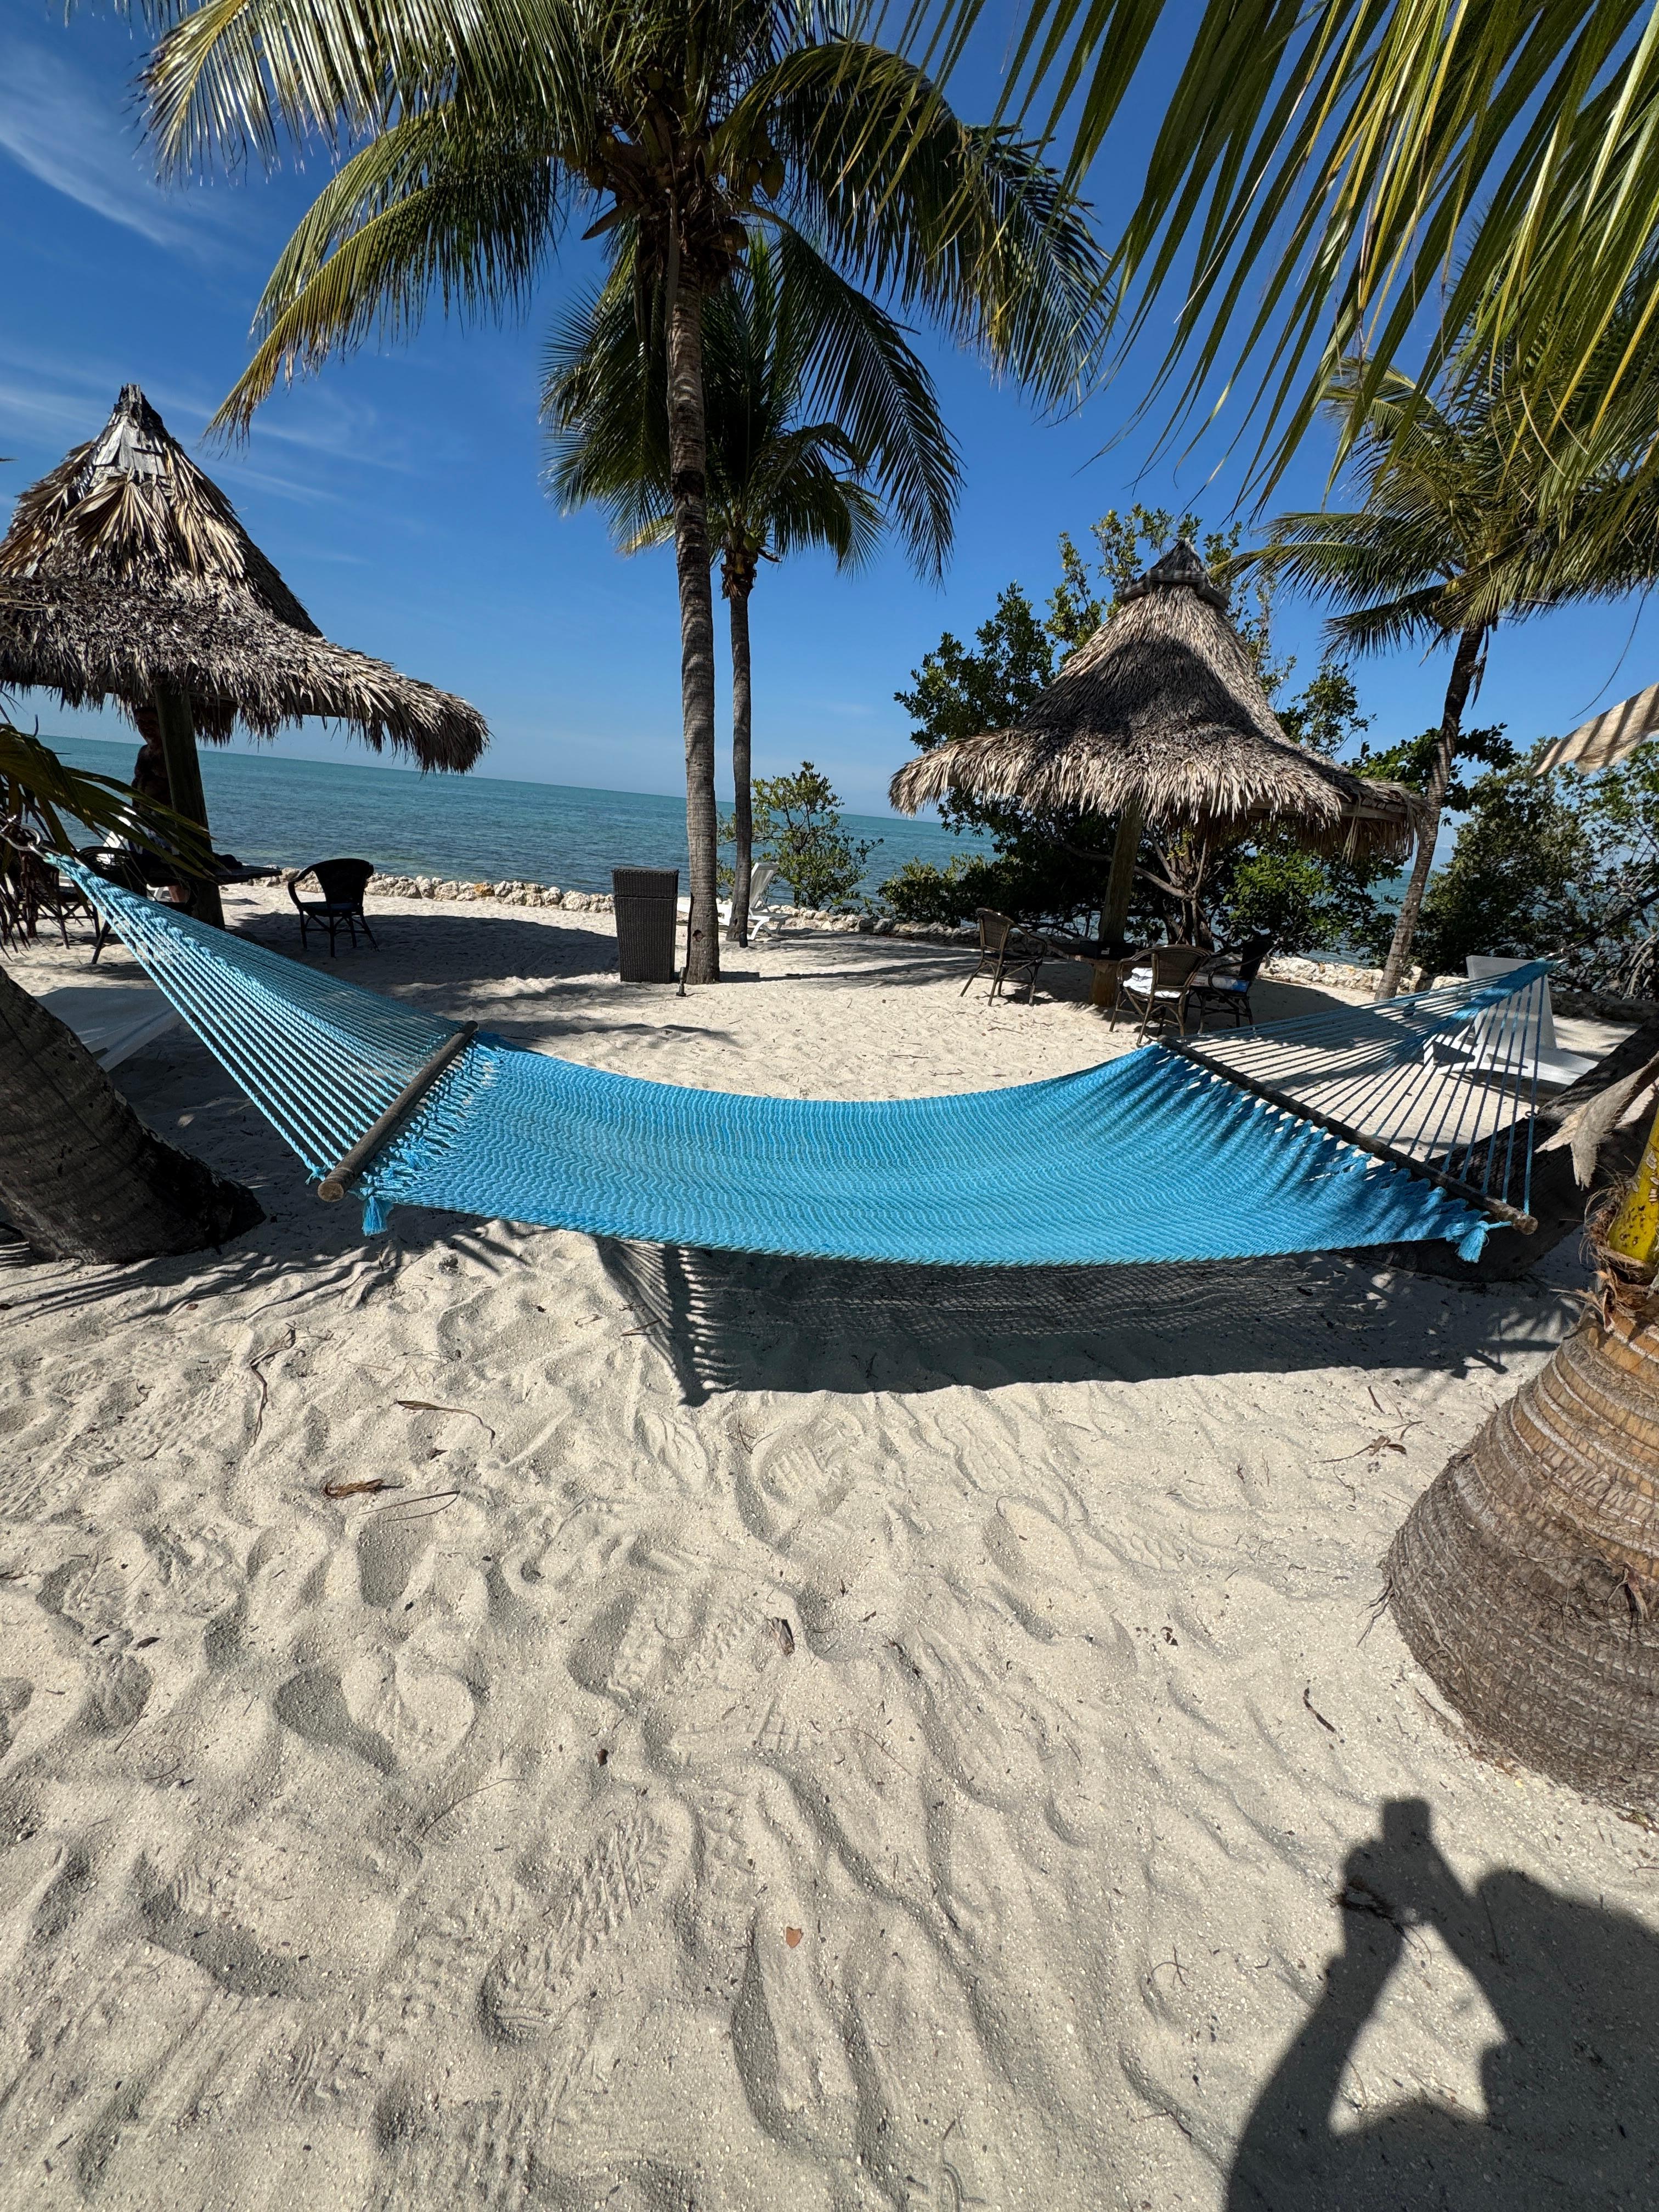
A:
[1, 962, 264, 1265]
[1386, 1305, 1659, 1805]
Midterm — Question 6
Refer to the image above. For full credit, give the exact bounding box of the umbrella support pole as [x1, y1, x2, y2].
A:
[153, 684, 224, 929]
[1101, 800, 1142, 953]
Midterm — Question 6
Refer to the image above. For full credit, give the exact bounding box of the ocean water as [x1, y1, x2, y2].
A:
[46, 735, 987, 902]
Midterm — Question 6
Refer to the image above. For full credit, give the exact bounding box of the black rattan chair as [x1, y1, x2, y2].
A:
[1109, 944, 1207, 1039]
[290, 859, 377, 955]
[961, 909, 1053, 1004]
[1189, 934, 1274, 1029]
[77, 846, 151, 964]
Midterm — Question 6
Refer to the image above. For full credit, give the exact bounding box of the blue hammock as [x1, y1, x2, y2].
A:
[58, 861, 1549, 1267]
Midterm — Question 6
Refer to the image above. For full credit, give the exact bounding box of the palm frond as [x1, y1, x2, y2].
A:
[543, 220, 960, 580]
[214, 108, 565, 431]
[918, 0, 1659, 492]
[749, 41, 1111, 408]
[0, 721, 210, 869]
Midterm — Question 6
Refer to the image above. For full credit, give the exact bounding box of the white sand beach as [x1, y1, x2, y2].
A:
[3, 889, 1657, 2211]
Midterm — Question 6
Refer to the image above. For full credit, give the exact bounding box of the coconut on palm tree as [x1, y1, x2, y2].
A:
[1250, 351, 1659, 997]
[544, 223, 959, 943]
[143, 0, 1107, 981]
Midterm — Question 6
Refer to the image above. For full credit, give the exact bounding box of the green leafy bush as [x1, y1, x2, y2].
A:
[1405, 764, 1599, 976]
[1216, 840, 1385, 958]
[732, 762, 873, 909]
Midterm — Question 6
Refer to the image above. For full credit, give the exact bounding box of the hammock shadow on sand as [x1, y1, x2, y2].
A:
[1226, 1796, 1659, 2210]
[596, 1238, 1578, 1406]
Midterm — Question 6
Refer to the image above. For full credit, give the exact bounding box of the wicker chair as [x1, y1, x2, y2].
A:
[290, 859, 377, 955]
[962, 909, 1053, 1003]
[1189, 933, 1274, 1029]
[77, 846, 151, 964]
[1109, 944, 1206, 1040]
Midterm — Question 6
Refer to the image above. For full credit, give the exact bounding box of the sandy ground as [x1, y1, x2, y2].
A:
[2, 887, 1657, 2212]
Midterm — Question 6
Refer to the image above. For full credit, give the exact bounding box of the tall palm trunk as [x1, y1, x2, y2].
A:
[724, 552, 755, 948]
[665, 278, 721, 985]
[1375, 623, 1484, 998]
[0, 963, 262, 1261]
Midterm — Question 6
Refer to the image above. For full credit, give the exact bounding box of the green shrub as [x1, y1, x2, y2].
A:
[880, 852, 1059, 925]
[1215, 838, 1387, 958]
[732, 762, 873, 909]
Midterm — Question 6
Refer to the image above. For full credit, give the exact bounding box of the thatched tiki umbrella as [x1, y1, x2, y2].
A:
[0, 385, 487, 927]
[890, 540, 1418, 947]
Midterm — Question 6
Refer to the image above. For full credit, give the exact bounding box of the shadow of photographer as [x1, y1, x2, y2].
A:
[1228, 1797, 1659, 2209]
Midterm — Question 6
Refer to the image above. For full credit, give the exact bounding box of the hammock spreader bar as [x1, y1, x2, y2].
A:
[317, 1021, 478, 1203]
[1165, 1038, 1538, 1233]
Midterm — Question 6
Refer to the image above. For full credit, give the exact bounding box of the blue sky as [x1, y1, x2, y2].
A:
[5, 2, 1659, 815]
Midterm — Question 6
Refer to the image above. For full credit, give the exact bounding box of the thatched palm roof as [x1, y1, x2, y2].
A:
[890, 539, 1418, 861]
[0, 386, 487, 769]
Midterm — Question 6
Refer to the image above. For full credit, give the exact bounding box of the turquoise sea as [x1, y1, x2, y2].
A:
[46, 736, 987, 902]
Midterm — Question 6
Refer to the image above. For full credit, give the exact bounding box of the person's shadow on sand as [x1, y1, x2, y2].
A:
[1228, 1797, 1659, 2209]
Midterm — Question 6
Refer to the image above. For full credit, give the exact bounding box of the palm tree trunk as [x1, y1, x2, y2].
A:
[0, 962, 262, 1262]
[1386, 1297, 1659, 1803]
[153, 685, 225, 930]
[725, 572, 754, 948]
[1375, 624, 1484, 999]
[665, 280, 721, 985]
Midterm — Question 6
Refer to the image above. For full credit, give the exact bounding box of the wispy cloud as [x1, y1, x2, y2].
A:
[0, 39, 213, 256]
[0, 331, 405, 509]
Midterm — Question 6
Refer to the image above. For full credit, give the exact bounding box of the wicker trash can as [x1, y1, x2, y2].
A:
[612, 867, 679, 983]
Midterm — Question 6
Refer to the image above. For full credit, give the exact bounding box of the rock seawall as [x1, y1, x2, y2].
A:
[365, 874, 978, 939]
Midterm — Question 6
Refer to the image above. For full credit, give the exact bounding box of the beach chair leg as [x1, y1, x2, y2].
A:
[358, 911, 378, 949]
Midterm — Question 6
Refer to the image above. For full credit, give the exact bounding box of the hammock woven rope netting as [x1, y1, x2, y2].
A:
[58, 860, 1551, 1268]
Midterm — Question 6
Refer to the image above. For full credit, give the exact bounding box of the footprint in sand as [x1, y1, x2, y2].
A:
[357, 1513, 433, 1610]
[273, 1668, 396, 1774]
[482, 1813, 672, 2046]
[341, 1646, 476, 1770]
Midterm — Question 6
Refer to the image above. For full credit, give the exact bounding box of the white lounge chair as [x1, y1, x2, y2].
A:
[679, 861, 782, 940]
[1459, 956, 1599, 1088]
[36, 983, 180, 1070]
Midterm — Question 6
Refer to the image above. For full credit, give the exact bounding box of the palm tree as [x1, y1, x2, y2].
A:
[1252, 352, 1659, 998]
[544, 224, 959, 944]
[1384, 1088, 1659, 1805]
[140, 0, 1106, 983]
[0, 725, 263, 1261]
[935, 0, 1659, 499]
